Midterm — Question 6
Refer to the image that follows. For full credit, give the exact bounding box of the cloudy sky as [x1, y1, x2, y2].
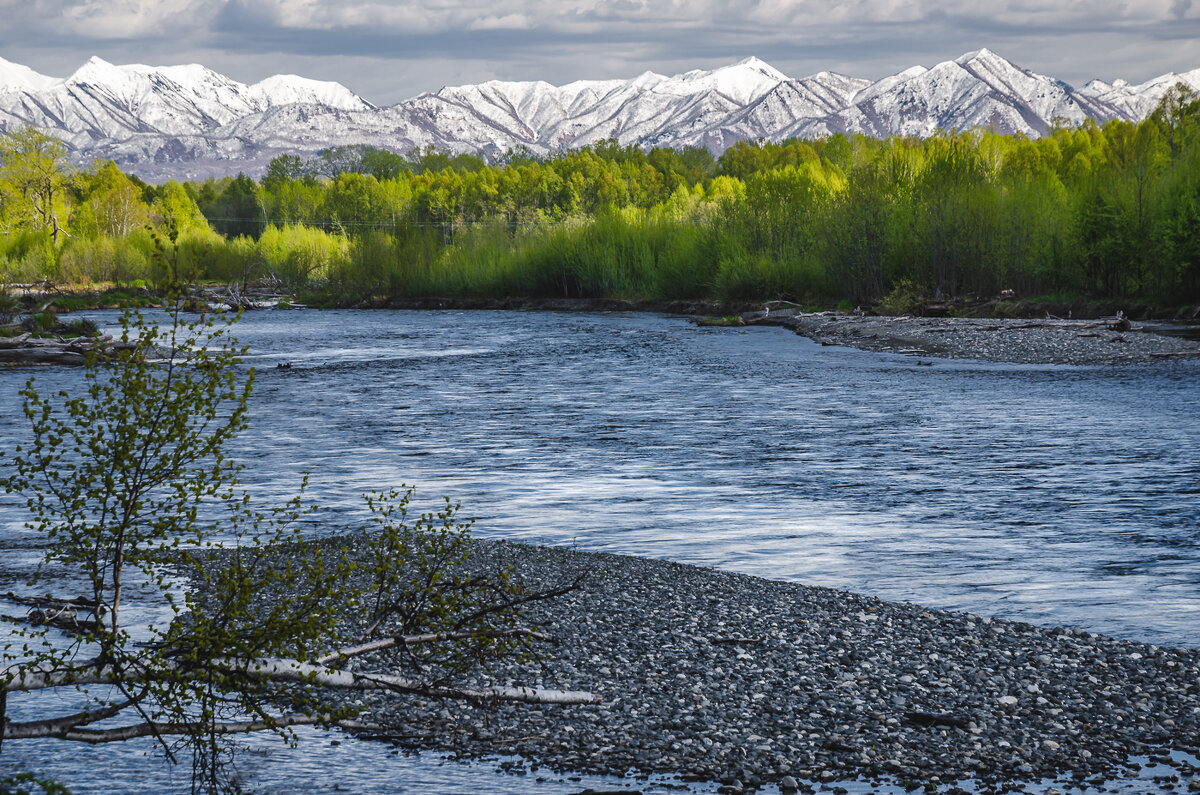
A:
[1, 0, 1197, 104]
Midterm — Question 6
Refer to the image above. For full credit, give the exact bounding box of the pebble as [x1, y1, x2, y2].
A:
[762, 313, 1200, 366]
[195, 537, 1200, 794]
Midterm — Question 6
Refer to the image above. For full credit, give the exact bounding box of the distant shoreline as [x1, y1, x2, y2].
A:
[374, 298, 1200, 366]
[11, 288, 1200, 367]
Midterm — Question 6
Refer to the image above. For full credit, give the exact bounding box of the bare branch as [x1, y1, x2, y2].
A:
[5, 712, 383, 743]
[318, 628, 554, 666]
[3, 697, 137, 739]
[4, 655, 601, 705]
[227, 657, 601, 705]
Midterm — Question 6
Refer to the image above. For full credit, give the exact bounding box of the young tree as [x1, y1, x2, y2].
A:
[0, 232, 594, 792]
[0, 128, 72, 245]
[73, 160, 151, 238]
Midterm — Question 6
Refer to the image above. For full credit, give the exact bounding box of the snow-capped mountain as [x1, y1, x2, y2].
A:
[0, 50, 1193, 181]
[819, 49, 1123, 140]
[0, 56, 372, 157]
[1078, 68, 1200, 120]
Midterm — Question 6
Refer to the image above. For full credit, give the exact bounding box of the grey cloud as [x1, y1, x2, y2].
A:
[214, 0, 282, 30]
[0, 0, 1197, 105]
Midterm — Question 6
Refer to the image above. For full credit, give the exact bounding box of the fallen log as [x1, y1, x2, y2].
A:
[0, 347, 86, 365]
[0, 335, 139, 365]
[3, 592, 103, 612]
[2, 610, 101, 634]
[4, 711, 382, 743]
[6, 655, 602, 706]
[0, 332, 32, 348]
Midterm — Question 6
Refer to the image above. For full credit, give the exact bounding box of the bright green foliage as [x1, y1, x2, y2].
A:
[258, 223, 351, 287]
[150, 181, 208, 235]
[355, 488, 529, 675]
[0, 774, 72, 795]
[7, 86, 1200, 304]
[194, 104, 1200, 305]
[0, 128, 71, 245]
[71, 161, 151, 239]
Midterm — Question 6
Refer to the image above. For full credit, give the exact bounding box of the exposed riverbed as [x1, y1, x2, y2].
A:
[2, 308, 1199, 792]
[752, 310, 1200, 365]
[192, 536, 1200, 794]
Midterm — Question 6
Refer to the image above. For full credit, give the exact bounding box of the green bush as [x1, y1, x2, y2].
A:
[878, 279, 924, 315]
[56, 230, 155, 285]
[0, 231, 57, 282]
[0, 773, 72, 795]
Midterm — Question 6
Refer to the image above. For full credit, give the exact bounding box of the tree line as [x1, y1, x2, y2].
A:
[3, 84, 1200, 305]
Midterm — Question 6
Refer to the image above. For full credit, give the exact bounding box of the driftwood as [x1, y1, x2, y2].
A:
[4, 627, 601, 745]
[3, 610, 101, 634]
[7, 654, 602, 705]
[3, 710, 383, 744]
[0, 334, 138, 365]
[3, 592, 103, 612]
[3, 592, 105, 633]
[190, 283, 292, 312]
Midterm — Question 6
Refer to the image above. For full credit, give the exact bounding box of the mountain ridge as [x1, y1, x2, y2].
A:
[1, 50, 1197, 182]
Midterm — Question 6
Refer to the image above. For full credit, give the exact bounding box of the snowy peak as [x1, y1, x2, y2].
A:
[655, 58, 788, 104]
[0, 55, 372, 154]
[955, 47, 1005, 67]
[67, 55, 122, 82]
[0, 50, 1195, 181]
[851, 65, 928, 105]
[733, 56, 792, 82]
[249, 74, 374, 111]
[1077, 67, 1200, 119]
[0, 56, 58, 93]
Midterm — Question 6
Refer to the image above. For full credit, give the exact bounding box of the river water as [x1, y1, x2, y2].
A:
[2, 308, 1198, 792]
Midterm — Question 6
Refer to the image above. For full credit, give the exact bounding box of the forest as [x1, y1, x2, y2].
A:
[2, 84, 1199, 308]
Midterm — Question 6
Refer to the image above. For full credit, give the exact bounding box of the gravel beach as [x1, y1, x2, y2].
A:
[212, 539, 1200, 795]
[748, 310, 1200, 365]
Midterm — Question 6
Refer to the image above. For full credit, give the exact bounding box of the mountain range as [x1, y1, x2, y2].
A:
[1, 49, 1197, 182]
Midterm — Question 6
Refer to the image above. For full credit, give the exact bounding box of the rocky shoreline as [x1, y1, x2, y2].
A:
[9, 289, 1200, 367]
[208, 539, 1200, 794]
[360, 297, 1200, 366]
[746, 309, 1200, 366]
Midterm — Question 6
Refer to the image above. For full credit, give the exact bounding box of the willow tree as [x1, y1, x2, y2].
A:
[0, 232, 594, 792]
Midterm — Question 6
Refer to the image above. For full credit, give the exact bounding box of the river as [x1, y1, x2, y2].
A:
[2, 308, 1198, 793]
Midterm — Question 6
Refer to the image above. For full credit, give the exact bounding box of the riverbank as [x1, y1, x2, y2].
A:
[197, 293, 1200, 366]
[749, 309, 1200, 366]
[9, 287, 1200, 367]
[196, 538, 1200, 795]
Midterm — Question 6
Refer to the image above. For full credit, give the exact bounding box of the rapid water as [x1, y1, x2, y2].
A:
[2, 308, 1198, 792]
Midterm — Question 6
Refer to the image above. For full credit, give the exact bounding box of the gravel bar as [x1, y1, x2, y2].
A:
[217, 539, 1200, 794]
[749, 311, 1200, 365]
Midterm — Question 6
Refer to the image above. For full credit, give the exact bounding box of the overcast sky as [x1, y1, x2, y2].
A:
[1, 0, 1198, 104]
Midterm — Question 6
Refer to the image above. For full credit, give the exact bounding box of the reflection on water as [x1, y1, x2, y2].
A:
[2, 308, 1198, 792]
